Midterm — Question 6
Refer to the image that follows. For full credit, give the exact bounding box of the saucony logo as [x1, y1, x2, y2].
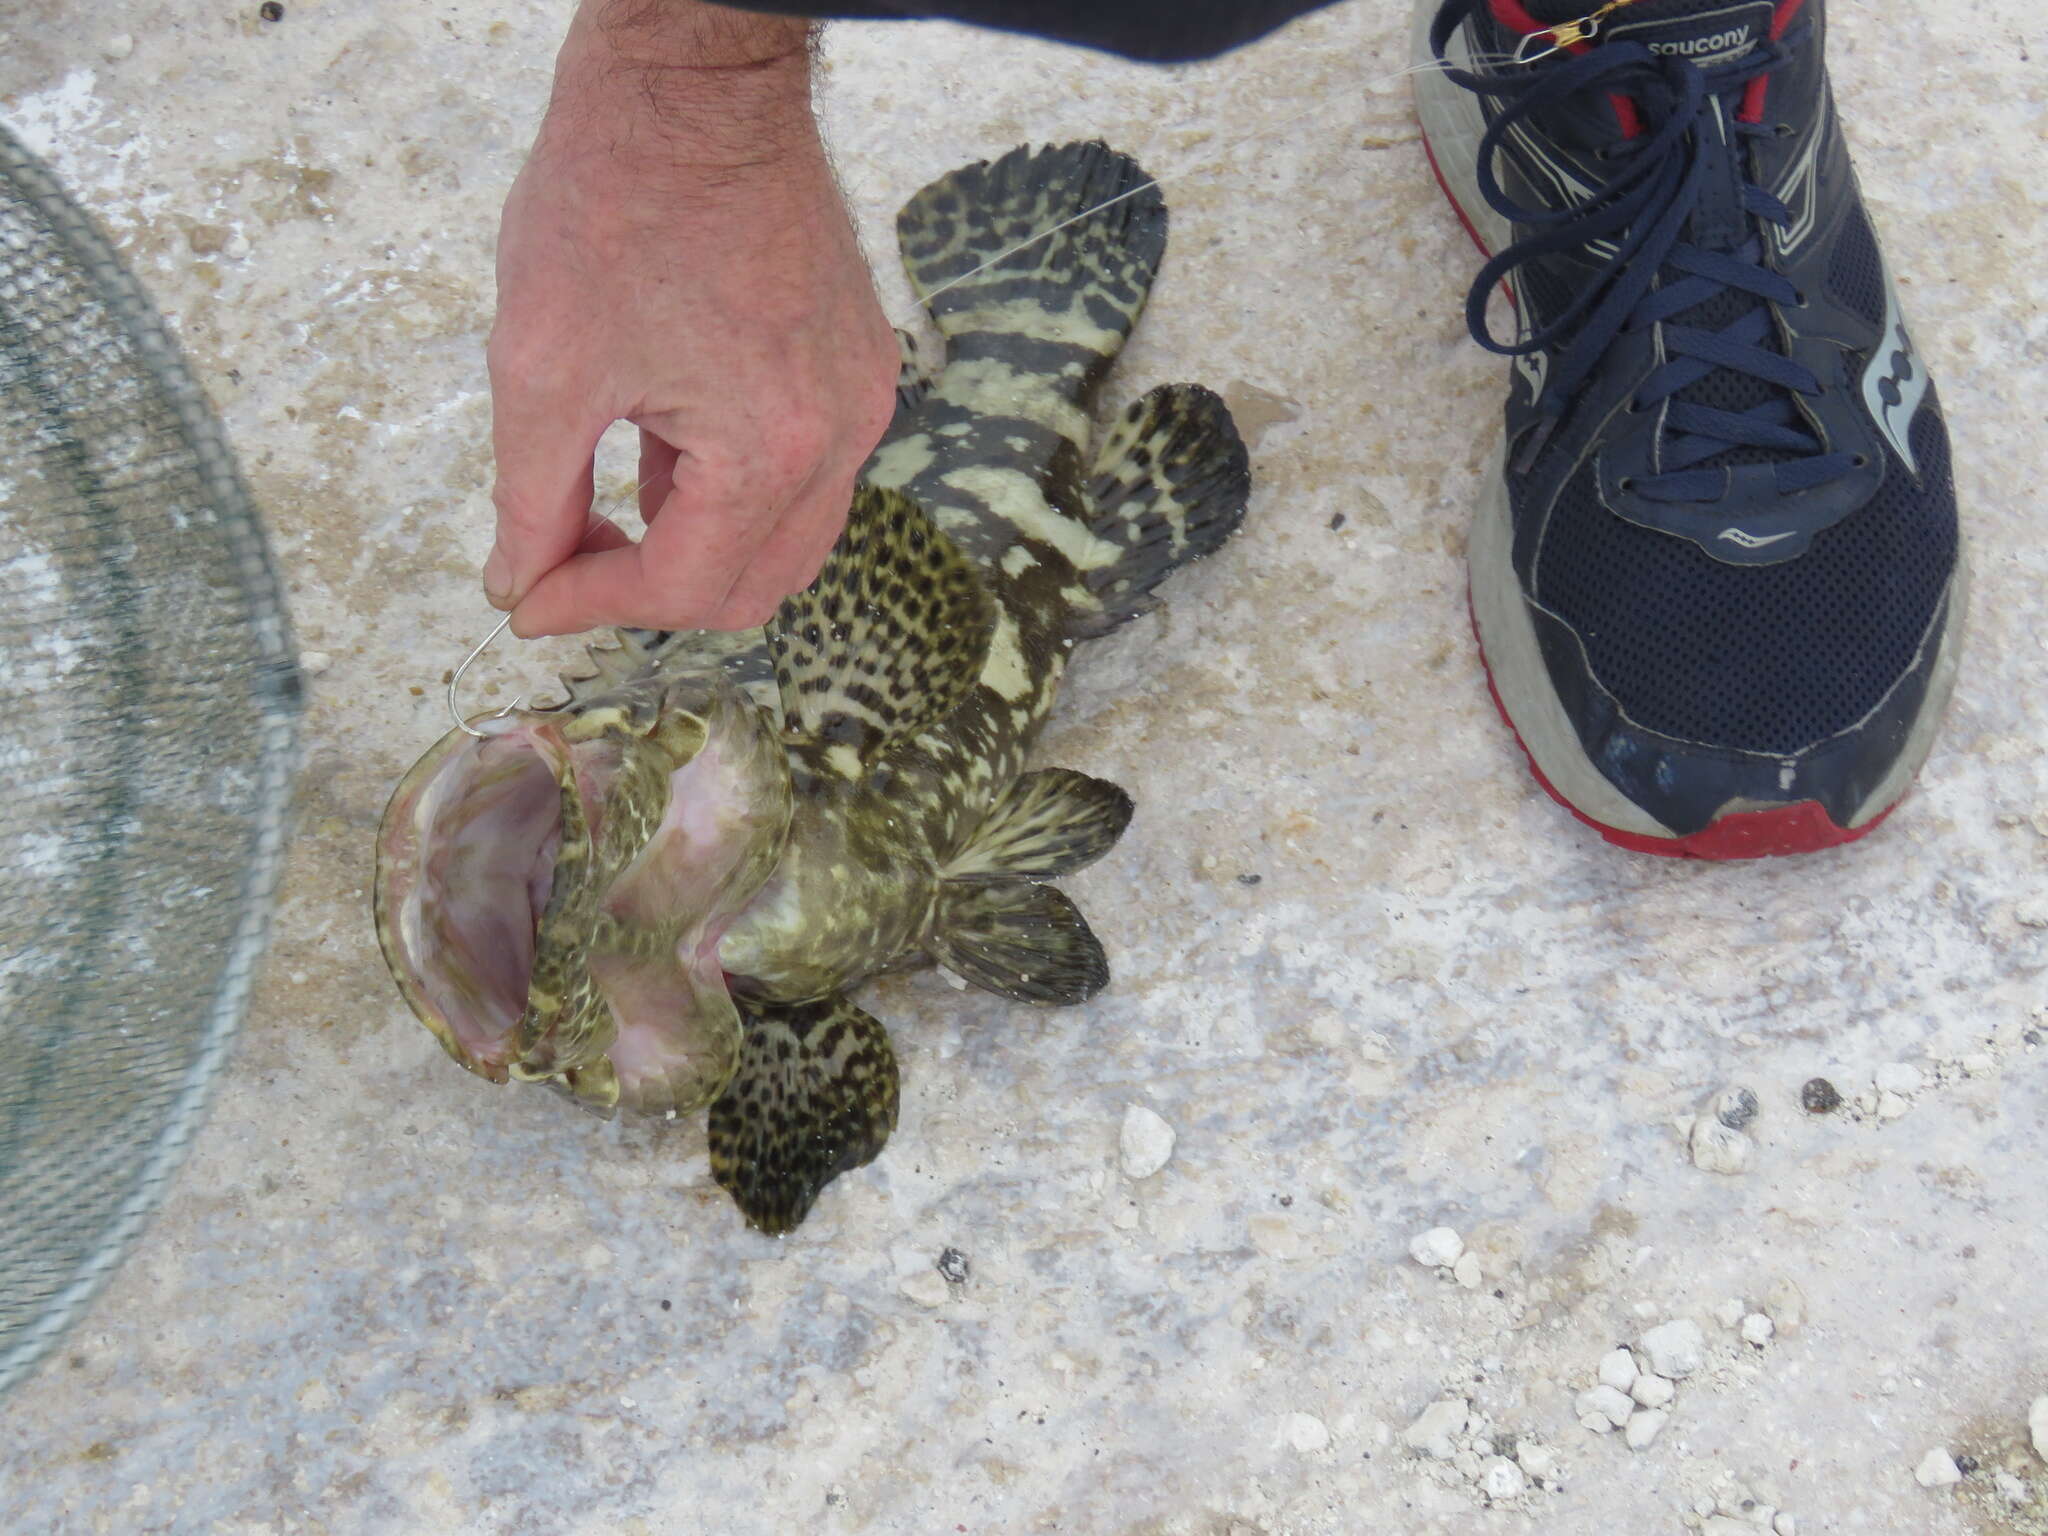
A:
[1874, 322, 1918, 443]
[1860, 257, 1928, 474]
[1648, 28, 1753, 58]
[1718, 527, 1798, 550]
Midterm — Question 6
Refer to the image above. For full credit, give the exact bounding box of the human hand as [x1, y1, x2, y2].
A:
[484, 1, 899, 636]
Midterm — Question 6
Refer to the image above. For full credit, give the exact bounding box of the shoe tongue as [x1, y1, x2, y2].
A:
[1518, 0, 1776, 67]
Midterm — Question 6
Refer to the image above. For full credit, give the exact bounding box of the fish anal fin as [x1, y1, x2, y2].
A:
[931, 881, 1109, 1006]
[1074, 382, 1251, 638]
[946, 768, 1132, 883]
[709, 995, 901, 1234]
[767, 485, 995, 759]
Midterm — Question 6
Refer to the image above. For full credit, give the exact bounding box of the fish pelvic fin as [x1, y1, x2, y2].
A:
[931, 880, 1109, 1006]
[896, 141, 1165, 371]
[708, 995, 901, 1235]
[1071, 382, 1251, 638]
[945, 768, 1132, 883]
[767, 485, 994, 762]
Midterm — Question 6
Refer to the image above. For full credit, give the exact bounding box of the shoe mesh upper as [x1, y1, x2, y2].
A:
[1531, 400, 1957, 754]
[1824, 201, 1887, 329]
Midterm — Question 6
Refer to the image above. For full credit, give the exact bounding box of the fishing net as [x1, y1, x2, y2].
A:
[0, 124, 299, 1399]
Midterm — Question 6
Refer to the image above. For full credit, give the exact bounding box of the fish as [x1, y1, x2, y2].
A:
[373, 141, 1251, 1233]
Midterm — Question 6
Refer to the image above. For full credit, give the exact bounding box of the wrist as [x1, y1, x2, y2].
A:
[548, 2, 822, 169]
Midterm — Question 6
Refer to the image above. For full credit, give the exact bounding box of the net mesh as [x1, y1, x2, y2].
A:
[0, 124, 299, 1400]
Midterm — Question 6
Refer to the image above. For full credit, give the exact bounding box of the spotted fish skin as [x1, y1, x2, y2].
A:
[373, 142, 1250, 1233]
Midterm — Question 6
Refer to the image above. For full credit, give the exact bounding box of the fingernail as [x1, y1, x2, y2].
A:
[482, 543, 511, 607]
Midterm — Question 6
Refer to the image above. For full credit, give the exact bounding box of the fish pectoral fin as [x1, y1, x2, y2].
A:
[708, 995, 901, 1235]
[1072, 382, 1251, 638]
[946, 768, 1133, 882]
[767, 485, 995, 759]
[930, 880, 1109, 1006]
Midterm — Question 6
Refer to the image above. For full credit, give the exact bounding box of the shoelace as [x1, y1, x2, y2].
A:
[1432, 3, 1857, 501]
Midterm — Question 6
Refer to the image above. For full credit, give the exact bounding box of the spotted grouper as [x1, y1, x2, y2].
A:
[374, 141, 1251, 1232]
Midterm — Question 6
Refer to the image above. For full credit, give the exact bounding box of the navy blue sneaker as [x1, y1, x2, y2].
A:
[1412, 0, 1965, 858]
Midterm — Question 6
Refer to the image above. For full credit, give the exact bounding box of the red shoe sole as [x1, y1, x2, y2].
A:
[1421, 119, 1901, 860]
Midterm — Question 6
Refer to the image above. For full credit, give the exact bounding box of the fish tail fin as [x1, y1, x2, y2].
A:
[1072, 382, 1251, 637]
[896, 141, 1166, 371]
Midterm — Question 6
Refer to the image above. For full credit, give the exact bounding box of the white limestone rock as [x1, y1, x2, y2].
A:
[1641, 1319, 1707, 1379]
[1119, 1105, 1175, 1179]
[1408, 1226, 1464, 1268]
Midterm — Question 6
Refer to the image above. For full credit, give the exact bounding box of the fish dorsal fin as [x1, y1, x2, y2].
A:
[946, 768, 1132, 882]
[557, 626, 775, 716]
[930, 881, 1109, 1006]
[708, 995, 901, 1233]
[767, 485, 994, 757]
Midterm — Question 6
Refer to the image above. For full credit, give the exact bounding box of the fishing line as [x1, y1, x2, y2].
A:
[445, 49, 1527, 729]
[889, 52, 1524, 326]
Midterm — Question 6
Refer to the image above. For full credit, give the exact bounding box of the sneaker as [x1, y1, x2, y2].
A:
[1410, 0, 1966, 858]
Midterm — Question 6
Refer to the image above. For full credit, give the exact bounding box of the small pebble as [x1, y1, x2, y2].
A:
[1515, 1441, 1556, 1479]
[1800, 1077, 1842, 1113]
[1630, 1372, 1675, 1409]
[1993, 1470, 2027, 1503]
[1624, 1408, 1669, 1450]
[1875, 1062, 1925, 1096]
[1119, 1105, 1175, 1178]
[1740, 1313, 1775, 1347]
[1715, 1085, 1760, 1129]
[1408, 1226, 1465, 1268]
[102, 33, 134, 60]
[1453, 1252, 1482, 1289]
[935, 1248, 970, 1285]
[2030, 1394, 2048, 1460]
[224, 231, 251, 260]
[1280, 1411, 1330, 1454]
[1914, 1447, 1962, 1488]
[1482, 1457, 1526, 1500]
[1877, 1090, 1912, 1121]
[1576, 1385, 1635, 1429]
[1402, 1397, 1469, 1458]
[898, 1271, 949, 1308]
[1598, 1347, 1639, 1393]
[1690, 1117, 1753, 1174]
[1961, 1052, 1996, 1076]
[1641, 1319, 1707, 1379]
[1749, 1505, 1778, 1526]
[1773, 1516, 1798, 1536]
[1579, 1411, 1614, 1435]
[1452, 1447, 1483, 1481]
[1714, 1297, 1747, 1329]
[299, 650, 332, 676]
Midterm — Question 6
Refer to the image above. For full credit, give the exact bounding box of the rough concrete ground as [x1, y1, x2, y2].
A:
[2, 1, 2045, 1532]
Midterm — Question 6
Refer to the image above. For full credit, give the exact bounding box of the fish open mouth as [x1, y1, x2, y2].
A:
[373, 688, 794, 1114]
[373, 716, 571, 1079]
